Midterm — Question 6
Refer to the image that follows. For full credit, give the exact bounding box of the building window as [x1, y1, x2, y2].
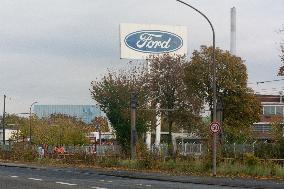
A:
[253, 124, 272, 132]
[263, 106, 275, 116]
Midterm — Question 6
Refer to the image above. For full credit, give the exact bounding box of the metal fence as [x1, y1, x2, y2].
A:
[96, 145, 121, 156]
[151, 143, 170, 156]
[55, 145, 121, 156]
[177, 143, 204, 155]
[0, 142, 279, 158]
[0, 144, 121, 156]
[151, 143, 205, 156]
[222, 143, 255, 157]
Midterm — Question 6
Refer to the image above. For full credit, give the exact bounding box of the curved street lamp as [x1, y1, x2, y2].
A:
[176, 0, 217, 176]
[29, 101, 38, 144]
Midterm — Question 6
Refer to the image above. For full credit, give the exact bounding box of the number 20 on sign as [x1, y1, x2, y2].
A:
[210, 122, 220, 133]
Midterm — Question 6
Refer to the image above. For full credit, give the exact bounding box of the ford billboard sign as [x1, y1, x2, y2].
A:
[120, 23, 187, 59]
[124, 30, 183, 54]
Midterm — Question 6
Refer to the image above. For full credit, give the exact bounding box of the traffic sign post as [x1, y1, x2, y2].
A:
[210, 121, 220, 177]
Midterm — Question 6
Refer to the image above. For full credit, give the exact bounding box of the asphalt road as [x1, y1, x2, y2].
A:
[0, 165, 249, 189]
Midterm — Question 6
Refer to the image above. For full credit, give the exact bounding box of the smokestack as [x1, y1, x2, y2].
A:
[230, 7, 236, 55]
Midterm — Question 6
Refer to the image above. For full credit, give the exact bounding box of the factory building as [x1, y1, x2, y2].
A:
[34, 105, 103, 124]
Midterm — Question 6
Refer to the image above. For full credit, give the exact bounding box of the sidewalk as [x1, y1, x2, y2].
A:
[1, 161, 284, 189]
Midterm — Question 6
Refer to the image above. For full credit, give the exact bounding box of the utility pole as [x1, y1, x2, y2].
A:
[2, 95, 6, 145]
[29, 106, 32, 144]
[130, 92, 137, 160]
[177, 0, 218, 176]
[29, 101, 38, 144]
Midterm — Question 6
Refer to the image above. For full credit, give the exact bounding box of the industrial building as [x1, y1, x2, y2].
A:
[252, 94, 284, 141]
[34, 105, 103, 124]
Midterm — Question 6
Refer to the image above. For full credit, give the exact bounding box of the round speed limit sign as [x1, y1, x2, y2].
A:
[210, 122, 221, 133]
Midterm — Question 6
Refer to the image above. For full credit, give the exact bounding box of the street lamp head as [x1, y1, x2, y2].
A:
[31, 101, 38, 107]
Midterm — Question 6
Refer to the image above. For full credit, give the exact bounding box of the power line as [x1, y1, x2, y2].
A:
[256, 78, 284, 85]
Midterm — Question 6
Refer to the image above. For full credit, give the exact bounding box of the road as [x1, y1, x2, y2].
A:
[0, 165, 249, 189]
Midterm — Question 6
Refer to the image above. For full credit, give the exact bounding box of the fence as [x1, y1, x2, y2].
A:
[0, 144, 121, 156]
[177, 143, 204, 155]
[55, 145, 121, 156]
[151, 143, 170, 156]
[0, 142, 281, 158]
[151, 143, 205, 156]
[222, 142, 284, 159]
[222, 143, 255, 157]
[152, 143, 279, 158]
[96, 145, 121, 156]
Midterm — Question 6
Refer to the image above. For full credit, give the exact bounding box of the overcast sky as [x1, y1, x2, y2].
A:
[0, 0, 284, 113]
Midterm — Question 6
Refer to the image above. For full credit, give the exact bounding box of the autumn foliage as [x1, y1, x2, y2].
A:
[184, 46, 261, 142]
[91, 46, 262, 153]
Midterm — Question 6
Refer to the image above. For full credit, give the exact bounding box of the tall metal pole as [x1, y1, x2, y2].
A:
[2, 95, 6, 145]
[99, 125, 102, 145]
[29, 101, 38, 144]
[130, 92, 137, 160]
[96, 124, 102, 145]
[29, 106, 32, 144]
[176, 0, 217, 176]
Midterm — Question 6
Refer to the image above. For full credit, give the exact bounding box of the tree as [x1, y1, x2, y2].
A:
[147, 54, 203, 150]
[30, 114, 89, 146]
[270, 115, 283, 142]
[4, 114, 29, 142]
[184, 46, 261, 142]
[91, 116, 109, 132]
[90, 64, 151, 154]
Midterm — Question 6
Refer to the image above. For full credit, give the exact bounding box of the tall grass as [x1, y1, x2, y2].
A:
[1, 145, 283, 179]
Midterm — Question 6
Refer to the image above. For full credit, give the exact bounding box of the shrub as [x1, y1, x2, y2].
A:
[243, 153, 260, 166]
[8, 144, 37, 162]
[254, 143, 279, 159]
[278, 138, 284, 158]
[99, 156, 119, 167]
[160, 159, 176, 171]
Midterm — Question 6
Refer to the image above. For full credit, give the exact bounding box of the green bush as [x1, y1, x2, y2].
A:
[275, 165, 284, 177]
[254, 143, 279, 159]
[7, 144, 37, 162]
[99, 156, 119, 167]
[243, 153, 260, 166]
[278, 138, 284, 158]
[218, 158, 284, 177]
[160, 159, 176, 171]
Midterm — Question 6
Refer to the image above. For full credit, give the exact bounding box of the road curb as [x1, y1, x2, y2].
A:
[0, 162, 45, 169]
[98, 171, 284, 189]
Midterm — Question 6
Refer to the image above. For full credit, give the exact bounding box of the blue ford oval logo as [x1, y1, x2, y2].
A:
[124, 30, 183, 54]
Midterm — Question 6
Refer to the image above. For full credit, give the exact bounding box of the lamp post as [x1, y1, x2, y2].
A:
[176, 0, 217, 176]
[29, 101, 38, 144]
[96, 124, 101, 145]
[2, 95, 6, 145]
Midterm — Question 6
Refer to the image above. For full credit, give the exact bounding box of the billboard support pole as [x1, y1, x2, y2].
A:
[176, 0, 217, 176]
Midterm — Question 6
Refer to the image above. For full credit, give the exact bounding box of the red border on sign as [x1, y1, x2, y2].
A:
[210, 122, 220, 133]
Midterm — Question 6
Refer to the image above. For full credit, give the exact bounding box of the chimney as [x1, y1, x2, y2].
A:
[230, 7, 236, 55]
